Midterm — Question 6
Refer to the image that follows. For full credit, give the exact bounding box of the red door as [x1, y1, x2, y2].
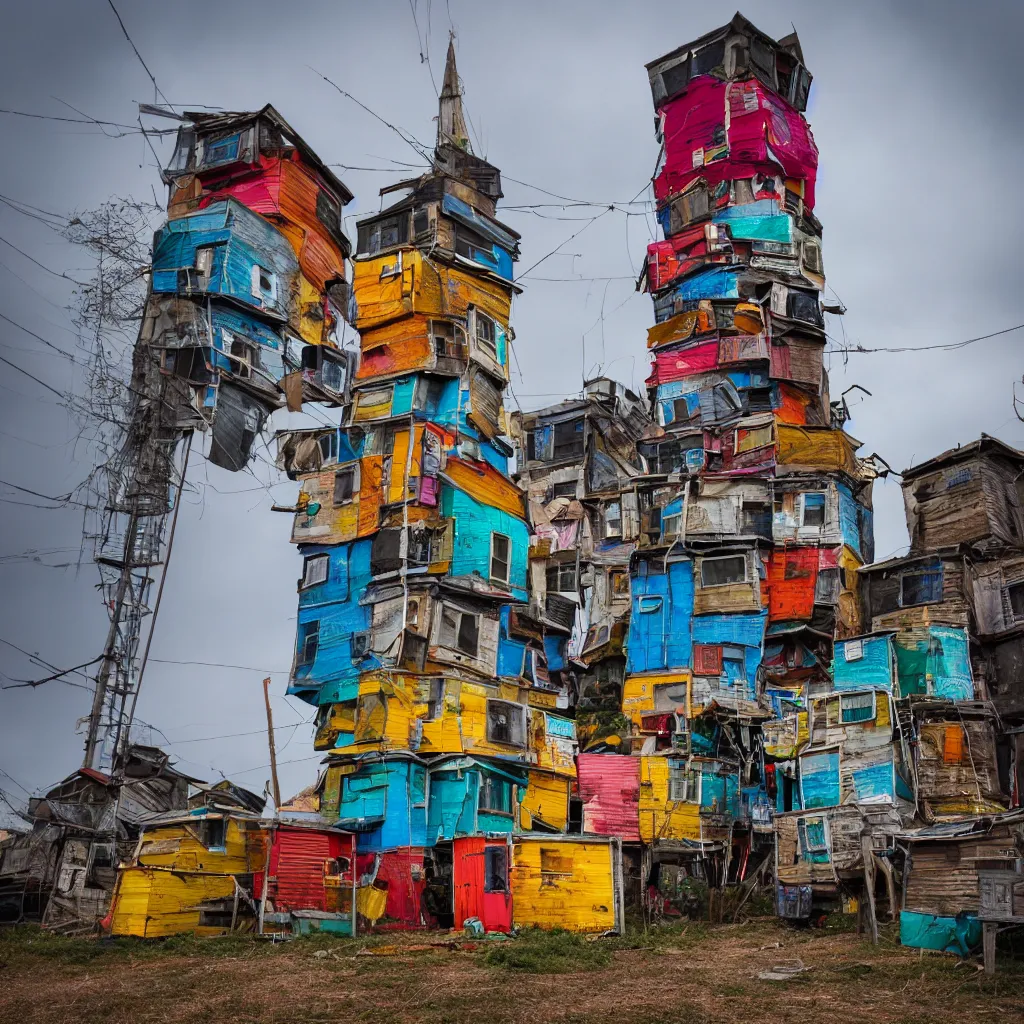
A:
[452, 837, 512, 934]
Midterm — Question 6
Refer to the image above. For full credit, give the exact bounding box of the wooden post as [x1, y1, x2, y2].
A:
[983, 921, 997, 976]
[263, 676, 281, 811]
[860, 833, 878, 945]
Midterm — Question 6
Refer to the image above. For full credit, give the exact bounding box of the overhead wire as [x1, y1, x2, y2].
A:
[104, 0, 173, 109]
[825, 321, 1024, 356]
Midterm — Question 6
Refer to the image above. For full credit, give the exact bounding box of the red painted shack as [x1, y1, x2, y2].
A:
[256, 822, 356, 914]
[577, 754, 642, 842]
[452, 836, 512, 934]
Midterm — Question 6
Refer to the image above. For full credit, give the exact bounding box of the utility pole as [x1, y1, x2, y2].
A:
[263, 676, 282, 811]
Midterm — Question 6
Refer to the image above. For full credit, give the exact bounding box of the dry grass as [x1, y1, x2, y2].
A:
[1, 920, 1022, 1024]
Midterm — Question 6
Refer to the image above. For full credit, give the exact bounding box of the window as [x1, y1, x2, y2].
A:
[486, 699, 527, 748]
[550, 480, 578, 500]
[661, 512, 682, 542]
[202, 132, 241, 168]
[301, 554, 329, 589]
[86, 842, 114, 886]
[195, 246, 214, 279]
[604, 501, 622, 538]
[438, 605, 480, 657]
[473, 310, 498, 359]
[609, 570, 630, 599]
[251, 265, 277, 304]
[478, 776, 513, 814]
[412, 207, 430, 236]
[357, 213, 409, 256]
[1006, 581, 1024, 622]
[296, 620, 320, 667]
[546, 562, 577, 594]
[484, 846, 508, 893]
[553, 419, 584, 460]
[355, 692, 387, 743]
[798, 816, 828, 855]
[840, 692, 875, 724]
[315, 188, 341, 237]
[700, 555, 747, 587]
[843, 639, 864, 662]
[198, 817, 226, 850]
[431, 319, 467, 360]
[229, 337, 255, 379]
[801, 493, 826, 528]
[539, 846, 572, 883]
[333, 466, 356, 505]
[318, 431, 339, 466]
[668, 761, 699, 802]
[490, 533, 511, 584]
[900, 570, 943, 607]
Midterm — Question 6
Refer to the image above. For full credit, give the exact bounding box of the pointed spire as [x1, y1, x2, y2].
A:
[437, 33, 471, 154]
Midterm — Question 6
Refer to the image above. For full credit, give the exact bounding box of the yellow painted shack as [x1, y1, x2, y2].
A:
[621, 671, 691, 729]
[110, 810, 266, 938]
[353, 250, 513, 331]
[511, 836, 624, 932]
[519, 769, 571, 832]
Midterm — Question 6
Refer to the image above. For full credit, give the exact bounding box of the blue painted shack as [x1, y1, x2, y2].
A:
[626, 559, 695, 674]
[330, 754, 430, 853]
[440, 484, 529, 601]
[291, 539, 374, 705]
[152, 199, 299, 321]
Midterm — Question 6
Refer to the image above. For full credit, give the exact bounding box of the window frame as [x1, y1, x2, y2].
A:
[489, 532, 511, 585]
[552, 418, 585, 461]
[478, 775, 513, 815]
[800, 492, 827, 528]
[668, 761, 700, 803]
[839, 691, 876, 725]
[545, 561, 578, 595]
[473, 309, 498, 359]
[437, 603, 481, 658]
[699, 554, 748, 588]
[485, 698, 527, 749]
[301, 554, 329, 590]
[296, 620, 320, 668]
[483, 845, 509, 893]
[333, 465, 357, 506]
[899, 569, 943, 608]
[1005, 579, 1024, 622]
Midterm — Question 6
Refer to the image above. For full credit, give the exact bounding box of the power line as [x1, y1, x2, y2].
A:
[0, 351, 68, 400]
[0, 477, 89, 508]
[0, 309, 81, 360]
[104, 0, 172, 108]
[148, 658, 291, 674]
[517, 207, 614, 280]
[826, 321, 1024, 356]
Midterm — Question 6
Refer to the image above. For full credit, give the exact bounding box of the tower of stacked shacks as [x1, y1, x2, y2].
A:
[277, 43, 624, 933]
[618, 13, 883, 908]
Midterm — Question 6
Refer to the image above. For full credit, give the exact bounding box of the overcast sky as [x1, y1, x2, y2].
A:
[1, 0, 1022, 822]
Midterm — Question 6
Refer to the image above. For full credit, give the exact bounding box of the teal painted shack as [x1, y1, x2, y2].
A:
[893, 625, 974, 701]
[427, 756, 528, 842]
[832, 633, 897, 692]
[331, 755, 429, 853]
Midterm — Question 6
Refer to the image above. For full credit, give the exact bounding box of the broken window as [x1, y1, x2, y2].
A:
[431, 319, 468, 360]
[484, 845, 508, 893]
[296, 620, 320, 667]
[840, 692, 875, 725]
[546, 562, 577, 594]
[438, 605, 480, 657]
[86, 842, 114, 887]
[198, 817, 227, 850]
[301, 554, 329, 589]
[553, 419, 584, 461]
[700, 555, 747, 587]
[486, 699, 526, 748]
[478, 776, 513, 814]
[228, 337, 255, 379]
[801, 493, 826, 528]
[900, 569, 943, 607]
[668, 761, 699, 802]
[484, 532, 511, 585]
[333, 466, 356, 505]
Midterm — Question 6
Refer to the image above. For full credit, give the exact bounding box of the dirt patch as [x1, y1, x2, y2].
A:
[1, 922, 1022, 1024]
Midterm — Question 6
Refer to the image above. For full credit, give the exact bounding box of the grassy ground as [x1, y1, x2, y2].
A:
[1, 918, 1022, 1024]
